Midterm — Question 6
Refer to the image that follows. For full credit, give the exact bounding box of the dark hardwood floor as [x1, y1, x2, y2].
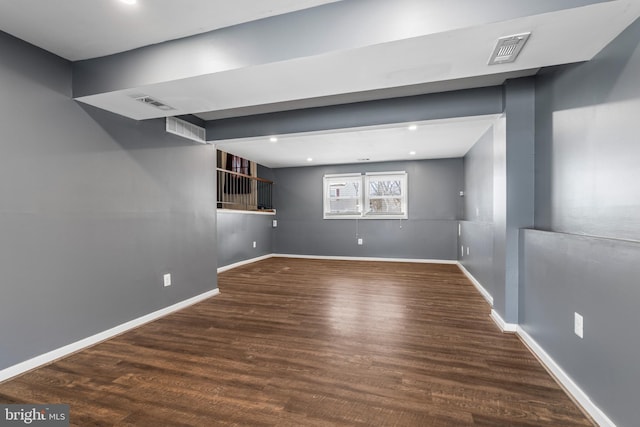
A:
[0, 258, 593, 426]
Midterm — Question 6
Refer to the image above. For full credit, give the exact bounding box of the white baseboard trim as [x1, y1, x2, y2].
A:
[517, 327, 615, 427]
[272, 253, 458, 264]
[217, 254, 274, 273]
[490, 309, 517, 333]
[456, 262, 494, 306]
[0, 288, 220, 383]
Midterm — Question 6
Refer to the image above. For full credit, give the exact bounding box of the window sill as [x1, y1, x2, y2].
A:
[218, 209, 276, 216]
[324, 214, 408, 220]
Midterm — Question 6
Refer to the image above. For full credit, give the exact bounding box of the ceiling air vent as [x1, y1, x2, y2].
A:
[488, 32, 531, 65]
[166, 117, 206, 144]
[133, 95, 175, 111]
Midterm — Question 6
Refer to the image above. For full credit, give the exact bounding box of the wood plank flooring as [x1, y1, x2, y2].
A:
[0, 258, 593, 426]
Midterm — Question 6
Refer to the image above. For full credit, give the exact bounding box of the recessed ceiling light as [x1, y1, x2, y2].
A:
[306, 157, 313, 162]
[269, 137, 278, 143]
[120, 0, 137, 5]
[409, 151, 416, 156]
[408, 124, 418, 131]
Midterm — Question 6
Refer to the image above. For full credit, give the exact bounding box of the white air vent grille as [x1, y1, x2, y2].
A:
[488, 32, 531, 65]
[166, 117, 206, 143]
[133, 95, 175, 111]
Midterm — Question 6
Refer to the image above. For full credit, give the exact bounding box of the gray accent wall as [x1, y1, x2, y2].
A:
[0, 31, 217, 371]
[521, 230, 640, 427]
[500, 78, 536, 323]
[535, 21, 640, 241]
[206, 87, 504, 140]
[217, 212, 274, 268]
[273, 159, 462, 260]
[460, 127, 495, 297]
[459, 79, 535, 324]
[523, 19, 640, 427]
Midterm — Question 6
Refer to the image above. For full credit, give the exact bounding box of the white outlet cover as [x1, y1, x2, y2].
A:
[272, 219, 278, 227]
[163, 273, 171, 287]
[574, 312, 584, 339]
[357, 238, 363, 245]
[253, 241, 257, 248]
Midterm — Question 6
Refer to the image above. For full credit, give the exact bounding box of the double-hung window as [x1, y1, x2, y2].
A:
[323, 171, 407, 219]
[323, 173, 363, 218]
[364, 172, 407, 218]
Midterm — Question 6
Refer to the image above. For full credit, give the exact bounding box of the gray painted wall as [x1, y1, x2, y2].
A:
[463, 126, 494, 222]
[521, 230, 640, 427]
[273, 159, 463, 260]
[0, 31, 217, 371]
[460, 127, 495, 297]
[501, 78, 536, 323]
[523, 19, 640, 426]
[535, 20, 640, 242]
[217, 212, 274, 268]
[207, 87, 504, 140]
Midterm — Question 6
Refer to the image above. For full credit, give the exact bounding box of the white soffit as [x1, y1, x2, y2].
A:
[75, 1, 640, 121]
[213, 115, 500, 168]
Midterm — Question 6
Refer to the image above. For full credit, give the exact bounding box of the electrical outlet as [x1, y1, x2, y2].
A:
[252, 241, 257, 248]
[272, 219, 278, 228]
[357, 238, 363, 246]
[163, 273, 171, 287]
[574, 312, 584, 339]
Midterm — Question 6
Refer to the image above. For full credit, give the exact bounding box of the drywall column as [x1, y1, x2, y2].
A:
[493, 78, 535, 324]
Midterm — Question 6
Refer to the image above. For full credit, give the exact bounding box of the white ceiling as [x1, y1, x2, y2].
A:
[214, 115, 500, 168]
[0, 0, 341, 61]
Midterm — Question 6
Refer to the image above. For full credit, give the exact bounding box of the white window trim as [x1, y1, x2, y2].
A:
[363, 171, 408, 219]
[323, 173, 363, 219]
[323, 171, 408, 220]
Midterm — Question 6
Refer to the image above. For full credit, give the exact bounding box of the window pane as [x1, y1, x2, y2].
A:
[326, 178, 361, 215]
[329, 198, 360, 213]
[369, 197, 402, 213]
[328, 181, 360, 198]
[364, 172, 407, 218]
[369, 179, 401, 196]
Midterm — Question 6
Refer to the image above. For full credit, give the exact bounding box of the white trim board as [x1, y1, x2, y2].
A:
[217, 254, 274, 273]
[0, 289, 220, 383]
[272, 253, 458, 264]
[217, 209, 276, 216]
[516, 327, 616, 427]
[456, 262, 494, 306]
[490, 309, 517, 333]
